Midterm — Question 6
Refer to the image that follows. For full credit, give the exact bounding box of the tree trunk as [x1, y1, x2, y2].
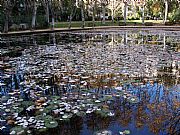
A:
[4, 13, 9, 33]
[68, 14, 72, 29]
[142, 5, 145, 24]
[81, 1, 85, 28]
[50, 0, 55, 29]
[52, 15, 55, 29]
[45, 1, 50, 25]
[92, 7, 95, 27]
[112, 10, 114, 22]
[31, 1, 37, 30]
[3, 1, 14, 33]
[164, 0, 168, 23]
[102, 5, 105, 25]
[124, 2, 127, 25]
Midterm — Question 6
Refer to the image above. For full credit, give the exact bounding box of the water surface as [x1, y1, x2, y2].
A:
[0, 29, 179, 135]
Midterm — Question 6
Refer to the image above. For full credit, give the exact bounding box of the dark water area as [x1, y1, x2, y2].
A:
[0, 29, 179, 135]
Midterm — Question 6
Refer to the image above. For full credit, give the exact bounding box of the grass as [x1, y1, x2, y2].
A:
[54, 20, 164, 28]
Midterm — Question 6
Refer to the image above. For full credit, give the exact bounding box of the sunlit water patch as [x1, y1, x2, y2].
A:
[0, 29, 179, 135]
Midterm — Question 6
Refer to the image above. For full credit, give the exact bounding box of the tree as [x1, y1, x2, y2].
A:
[49, 0, 55, 29]
[31, 0, 38, 29]
[78, 0, 85, 28]
[123, 0, 128, 25]
[1, 0, 15, 33]
[42, 0, 50, 26]
[100, 0, 109, 25]
[68, 0, 76, 28]
[88, 0, 99, 27]
[164, 0, 168, 23]
[108, 0, 121, 22]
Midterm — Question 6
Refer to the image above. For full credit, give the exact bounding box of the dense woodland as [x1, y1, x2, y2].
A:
[0, 0, 180, 32]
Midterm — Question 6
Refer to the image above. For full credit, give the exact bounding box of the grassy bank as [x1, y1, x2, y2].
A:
[54, 20, 164, 28]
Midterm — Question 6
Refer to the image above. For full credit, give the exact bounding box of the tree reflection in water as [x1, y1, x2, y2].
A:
[0, 29, 179, 135]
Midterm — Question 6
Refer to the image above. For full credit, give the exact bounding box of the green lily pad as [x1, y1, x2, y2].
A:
[10, 126, 25, 135]
[51, 96, 60, 100]
[81, 89, 89, 92]
[21, 101, 34, 108]
[36, 115, 53, 121]
[35, 115, 44, 120]
[76, 111, 86, 117]
[10, 107, 24, 114]
[128, 98, 139, 104]
[124, 130, 130, 134]
[38, 127, 47, 132]
[42, 104, 58, 113]
[44, 115, 53, 120]
[62, 113, 73, 119]
[45, 120, 58, 128]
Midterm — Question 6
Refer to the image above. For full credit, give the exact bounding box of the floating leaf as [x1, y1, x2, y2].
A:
[10, 126, 25, 135]
[21, 101, 34, 108]
[124, 130, 130, 134]
[45, 120, 58, 128]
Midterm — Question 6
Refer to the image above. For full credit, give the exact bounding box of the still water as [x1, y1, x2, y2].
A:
[0, 29, 179, 135]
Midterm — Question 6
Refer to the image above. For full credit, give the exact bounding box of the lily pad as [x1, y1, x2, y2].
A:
[10, 126, 25, 135]
[38, 127, 47, 133]
[45, 120, 58, 128]
[15, 107, 24, 113]
[21, 101, 34, 108]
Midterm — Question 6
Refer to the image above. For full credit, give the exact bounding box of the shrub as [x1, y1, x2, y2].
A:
[165, 22, 174, 25]
[9, 24, 20, 31]
[173, 8, 180, 22]
[144, 22, 153, 26]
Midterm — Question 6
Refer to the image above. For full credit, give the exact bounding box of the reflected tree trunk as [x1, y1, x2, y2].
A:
[163, 33, 166, 50]
[32, 34, 37, 45]
[51, 33, 56, 45]
[124, 31, 127, 45]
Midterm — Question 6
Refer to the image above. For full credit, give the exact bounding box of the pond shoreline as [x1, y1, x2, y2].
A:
[1, 26, 180, 36]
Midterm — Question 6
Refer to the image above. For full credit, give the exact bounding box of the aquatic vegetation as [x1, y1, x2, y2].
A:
[0, 29, 179, 135]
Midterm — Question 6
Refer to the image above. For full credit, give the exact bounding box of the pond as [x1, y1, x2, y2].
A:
[0, 29, 179, 135]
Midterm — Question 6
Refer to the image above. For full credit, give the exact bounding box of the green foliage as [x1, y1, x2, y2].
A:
[172, 8, 180, 22]
[151, 0, 164, 18]
[0, 6, 4, 32]
[36, 15, 48, 29]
